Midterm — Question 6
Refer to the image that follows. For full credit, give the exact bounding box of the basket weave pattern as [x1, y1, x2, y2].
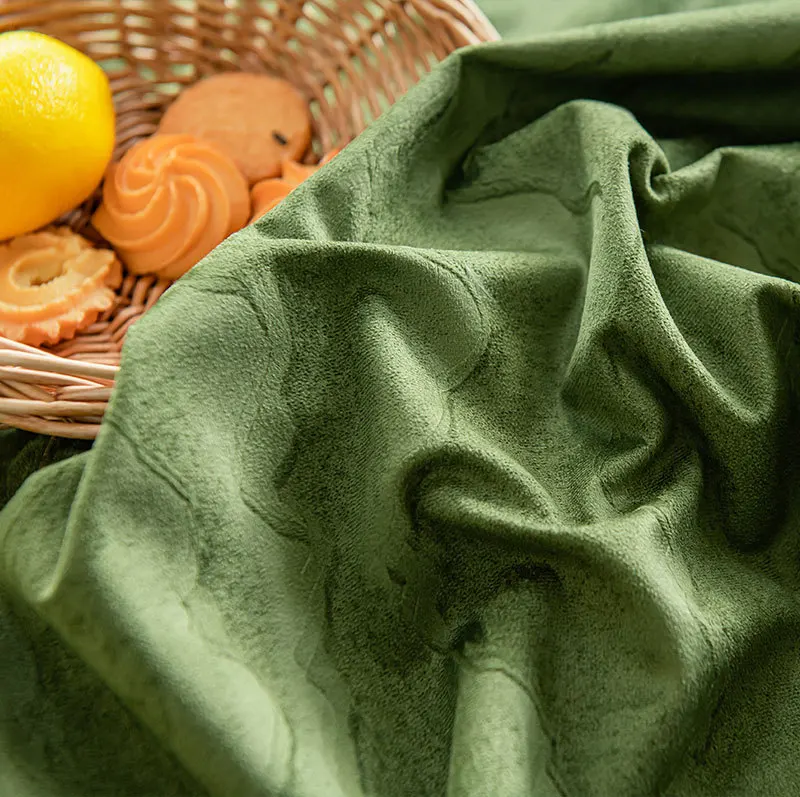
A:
[0, 0, 497, 439]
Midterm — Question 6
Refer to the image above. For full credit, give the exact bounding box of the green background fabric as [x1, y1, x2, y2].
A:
[477, 0, 779, 39]
[4, 1, 800, 795]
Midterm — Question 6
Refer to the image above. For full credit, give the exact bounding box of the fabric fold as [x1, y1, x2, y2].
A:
[3, 3, 800, 796]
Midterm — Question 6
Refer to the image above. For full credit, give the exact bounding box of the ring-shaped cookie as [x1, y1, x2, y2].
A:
[0, 227, 122, 346]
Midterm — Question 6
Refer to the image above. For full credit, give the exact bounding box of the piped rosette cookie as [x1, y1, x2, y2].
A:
[0, 227, 122, 347]
[92, 134, 250, 280]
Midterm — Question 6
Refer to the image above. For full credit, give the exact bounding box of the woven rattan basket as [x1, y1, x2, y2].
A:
[0, 0, 497, 439]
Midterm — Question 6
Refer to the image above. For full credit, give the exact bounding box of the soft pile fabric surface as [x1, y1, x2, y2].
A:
[3, 3, 800, 795]
[477, 0, 779, 39]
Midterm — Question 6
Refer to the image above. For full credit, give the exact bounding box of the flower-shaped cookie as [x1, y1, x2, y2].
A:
[0, 227, 122, 347]
[92, 134, 250, 280]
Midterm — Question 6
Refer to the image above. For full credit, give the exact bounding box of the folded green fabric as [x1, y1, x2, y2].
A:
[477, 0, 776, 38]
[3, 3, 800, 795]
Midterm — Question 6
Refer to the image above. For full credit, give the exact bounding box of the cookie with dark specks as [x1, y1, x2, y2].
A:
[158, 72, 312, 184]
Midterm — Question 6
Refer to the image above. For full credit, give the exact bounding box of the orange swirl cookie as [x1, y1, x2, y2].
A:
[250, 148, 341, 223]
[92, 134, 250, 280]
[158, 73, 312, 184]
[0, 227, 122, 347]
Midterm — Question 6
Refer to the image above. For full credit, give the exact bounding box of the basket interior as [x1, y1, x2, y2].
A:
[1, 1, 493, 159]
[1, 0, 497, 235]
[0, 0, 497, 437]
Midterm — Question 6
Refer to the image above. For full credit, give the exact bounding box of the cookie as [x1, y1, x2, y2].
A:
[158, 72, 312, 184]
[250, 148, 341, 223]
[250, 178, 293, 222]
[92, 134, 250, 280]
[0, 227, 121, 347]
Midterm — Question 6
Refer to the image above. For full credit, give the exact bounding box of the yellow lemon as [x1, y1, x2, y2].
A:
[0, 31, 115, 240]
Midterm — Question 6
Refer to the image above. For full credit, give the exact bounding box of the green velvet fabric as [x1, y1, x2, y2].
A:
[3, 3, 800, 795]
[478, 0, 778, 39]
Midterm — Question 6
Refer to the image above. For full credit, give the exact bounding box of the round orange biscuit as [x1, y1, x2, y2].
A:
[158, 72, 312, 184]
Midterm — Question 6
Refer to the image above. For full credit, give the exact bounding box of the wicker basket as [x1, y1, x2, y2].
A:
[0, 0, 498, 440]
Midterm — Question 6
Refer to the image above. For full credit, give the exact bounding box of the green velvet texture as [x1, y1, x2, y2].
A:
[478, 0, 778, 39]
[4, 2, 800, 795]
